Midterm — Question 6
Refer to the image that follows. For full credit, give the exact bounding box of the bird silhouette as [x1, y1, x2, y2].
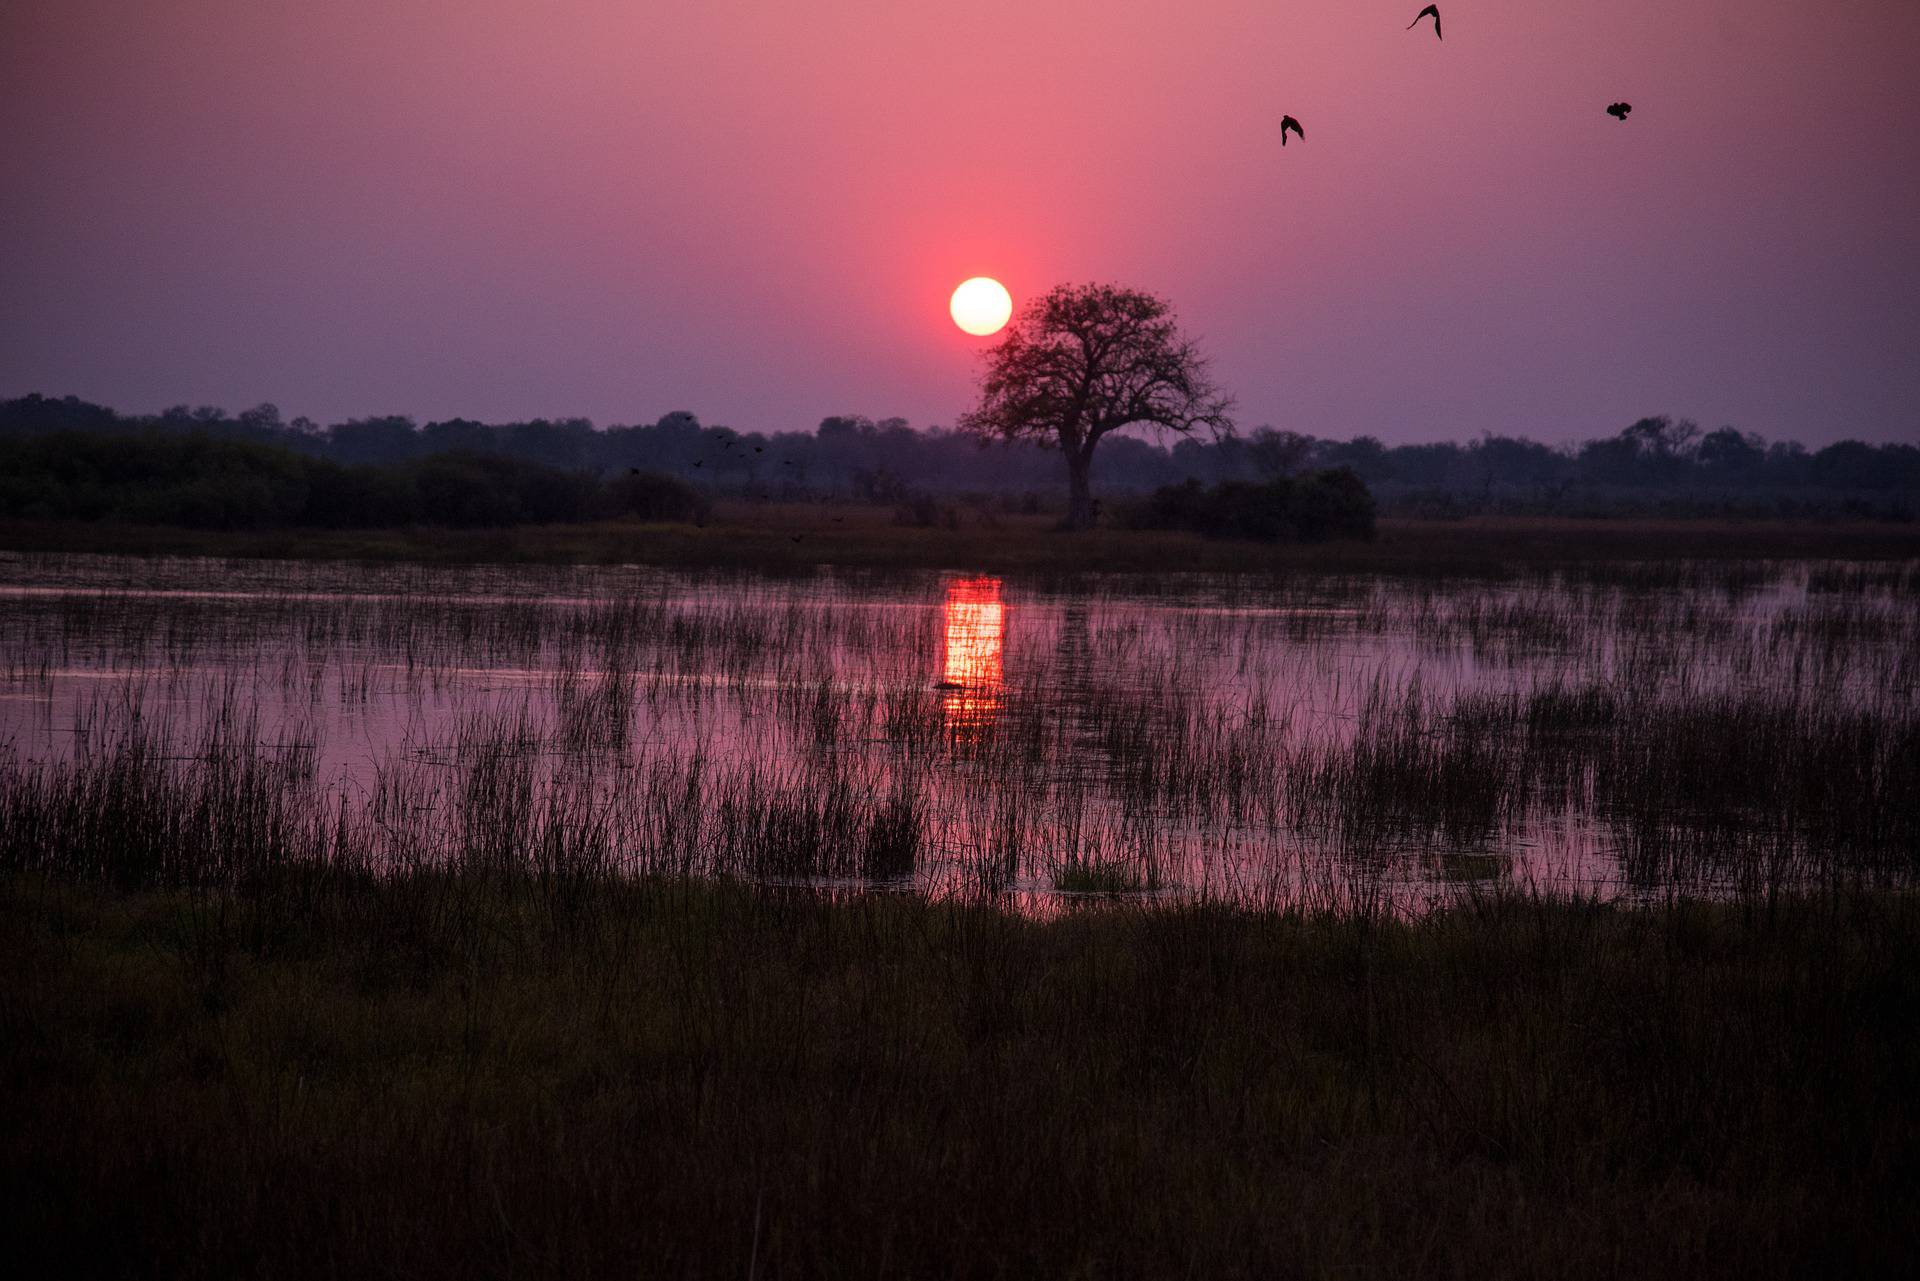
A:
[1280, 114, 1305, 146]
[790, 534, 804, 543]
[1408, 5, 1441, 39]
[1606, 102, 1632, 121]
[692, 460, 703, 468]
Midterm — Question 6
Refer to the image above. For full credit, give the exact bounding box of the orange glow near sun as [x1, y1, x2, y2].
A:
[950, 277, 1012, 336]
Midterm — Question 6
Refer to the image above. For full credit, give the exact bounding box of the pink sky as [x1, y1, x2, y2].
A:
[3, 0, 1916, 444]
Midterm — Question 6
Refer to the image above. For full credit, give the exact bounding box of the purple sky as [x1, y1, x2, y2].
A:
[3, 1, 1917, 445]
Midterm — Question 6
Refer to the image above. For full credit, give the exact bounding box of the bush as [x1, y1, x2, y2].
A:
[0, 432, 668, 531]
[301, 464, 418, 528]
[1290, 467, 1378, 541]
[1129, 467, 1375, 543]
[0, 431, 313, 529]
[601, 471, 711, 525]
[404, 452, 599, 527]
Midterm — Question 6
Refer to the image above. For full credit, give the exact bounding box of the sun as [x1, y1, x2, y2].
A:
[950, 277, 1012, 337]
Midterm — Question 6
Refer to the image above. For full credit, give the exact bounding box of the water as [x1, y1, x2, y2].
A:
[2, 550, 1913, 910]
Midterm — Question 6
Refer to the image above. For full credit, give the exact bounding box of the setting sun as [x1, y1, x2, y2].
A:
[949, 277, 1012, 336]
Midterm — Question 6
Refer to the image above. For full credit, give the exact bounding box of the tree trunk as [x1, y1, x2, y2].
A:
[1064, 449, 1097, 531]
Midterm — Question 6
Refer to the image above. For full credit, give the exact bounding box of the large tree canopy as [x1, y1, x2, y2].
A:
[958, 283, 1235, 529]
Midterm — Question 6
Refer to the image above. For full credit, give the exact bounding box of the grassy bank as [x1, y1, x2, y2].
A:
[2, 875, 1914, 1278]
[4, 510, 1918, 577]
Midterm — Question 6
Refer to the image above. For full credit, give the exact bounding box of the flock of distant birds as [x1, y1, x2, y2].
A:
[1278, 6, 1630, 147]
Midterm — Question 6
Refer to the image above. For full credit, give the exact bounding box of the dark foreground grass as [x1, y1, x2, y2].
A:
[3, 511, 1916, 577]
[3, 875, 1914, 1278]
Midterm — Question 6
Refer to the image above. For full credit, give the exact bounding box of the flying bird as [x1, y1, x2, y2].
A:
[1279, 114, 1305, 146]
[1606, 102, 1632, 121]
[1408, 5, 1441, 39]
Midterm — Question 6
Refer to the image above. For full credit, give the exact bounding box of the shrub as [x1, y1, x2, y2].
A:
[327, 451, 598, 528]
[0, 432, 611, 530]
[1128, 467, 1376, 543]
[601, 470, 711, 525]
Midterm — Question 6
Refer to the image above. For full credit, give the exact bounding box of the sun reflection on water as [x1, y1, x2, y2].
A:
[940, 576, 1004, 738]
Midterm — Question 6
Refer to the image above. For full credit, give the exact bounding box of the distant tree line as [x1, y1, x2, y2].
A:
[0, 430, 707, 530]
[2, 394, 1915, 522]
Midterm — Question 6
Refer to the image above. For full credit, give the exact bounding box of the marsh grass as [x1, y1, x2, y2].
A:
[2, 874, 1914, 1278]
[2, 543, 1919, 1274]
[1049, 855, 1156, 895]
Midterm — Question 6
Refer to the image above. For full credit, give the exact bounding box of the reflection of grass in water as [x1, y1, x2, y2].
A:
[1436, 849, 1507, 884]
[861, 790, 921, 881]
[1050, 857, 1152, 895]
[2, 543, 1919, 907]
[4, 609, 1920, 903]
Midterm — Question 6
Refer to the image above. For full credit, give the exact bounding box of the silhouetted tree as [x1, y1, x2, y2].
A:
[330, 416, 420, 465]
[237, 403, 283, 434]
[1810, 440, 1885, 491]
[1314, 434, 1393, 482]
[1468, 434, 1562, 487]
[1622, 415, 1701, 459]
[958, 283, 1234, 529]
[1697, 427, 1764, 478]
[1247, 427, 1314, 478]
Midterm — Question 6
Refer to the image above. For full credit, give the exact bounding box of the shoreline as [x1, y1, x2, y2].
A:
[3, 511, 1917, 576]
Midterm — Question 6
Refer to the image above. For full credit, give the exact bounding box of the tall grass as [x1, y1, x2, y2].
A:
[2, 550, 1916, 906]
[2, 875, 1914, 1278]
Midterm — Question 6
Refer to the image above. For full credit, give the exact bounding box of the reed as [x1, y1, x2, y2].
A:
[2, 546, 1916, 907]
[2, 874, 1913, 1278]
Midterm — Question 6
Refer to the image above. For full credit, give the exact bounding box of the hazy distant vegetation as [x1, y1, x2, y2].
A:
[2, 393, 1916, 524]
